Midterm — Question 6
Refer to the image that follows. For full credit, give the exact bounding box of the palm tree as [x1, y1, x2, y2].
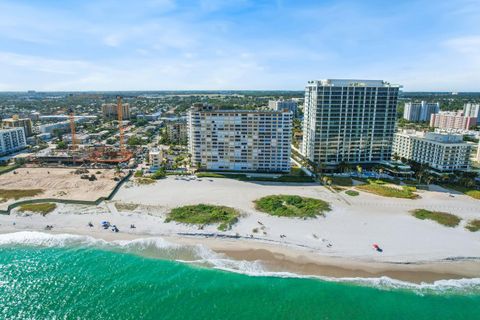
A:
[356, 165, 363, 177]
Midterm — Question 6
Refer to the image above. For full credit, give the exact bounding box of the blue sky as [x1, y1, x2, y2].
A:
[0, 0, 479, 91]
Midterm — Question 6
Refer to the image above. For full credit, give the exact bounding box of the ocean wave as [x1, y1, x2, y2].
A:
[1, 231, 479, 295]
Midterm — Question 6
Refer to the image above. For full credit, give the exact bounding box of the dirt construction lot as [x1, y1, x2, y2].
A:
[0, 168, 120, 210]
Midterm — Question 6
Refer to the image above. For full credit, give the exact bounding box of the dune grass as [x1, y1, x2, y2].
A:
[18, 203, 57, 216]
[356, 183, 417, 199]
[442, 184, 480, 200]
[411, 209, 461, 227]
[0, 189, 44, 202]
[254, 195, 330, 218]
[165, 204, 239, 231]
[466, 220, 480, 232]
[345, 190, 359, 196]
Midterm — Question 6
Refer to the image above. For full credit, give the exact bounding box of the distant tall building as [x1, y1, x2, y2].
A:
[188, 104, 292, 172]
[1, 116, 33, 137]
[0, 128, 27, 156]
[463, 103, 480, 124]
[393, 130, 472, 172]
[430, 111, 477, 130]
[403, 101, 439, 122]
[268, 100, 297, 116]
[302, 79, 400, 166]
[102, 103, 131, 120]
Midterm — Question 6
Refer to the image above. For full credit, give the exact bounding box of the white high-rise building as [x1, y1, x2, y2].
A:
[393, 130, 472, 172]
[188, 104, 292, 172]
[268, 100, 298, 116]
[403, 101, 440, 122]
[463, 103, 480, 124]
[302, 79, 400, 166]
[0, 128, 27, 156]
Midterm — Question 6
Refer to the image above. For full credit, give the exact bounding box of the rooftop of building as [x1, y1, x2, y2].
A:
[397, 129, 466, 144]
[307, 79, 401, 88]
[189, 104, 291, 114]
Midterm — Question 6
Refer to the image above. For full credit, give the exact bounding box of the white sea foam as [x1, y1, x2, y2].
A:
[1, 231, 479, 294]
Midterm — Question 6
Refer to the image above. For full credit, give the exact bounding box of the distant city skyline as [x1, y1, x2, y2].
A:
[0, 0, 479, 91]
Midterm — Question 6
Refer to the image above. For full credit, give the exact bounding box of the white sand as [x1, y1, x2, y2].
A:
[1, 176, 479, 265]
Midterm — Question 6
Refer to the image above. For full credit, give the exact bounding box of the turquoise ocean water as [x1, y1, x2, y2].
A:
[0, 232, 479, 320]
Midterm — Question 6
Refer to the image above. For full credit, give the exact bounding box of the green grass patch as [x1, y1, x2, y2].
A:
[165, 204, 239, 231]
[442, 184, 480, 200]
[327, 176, 353, 186]
[135, 178, 156, 185]
[0, 189, 44, 201]
[196, 172, 314, 183]
[466, 220, 480, 232]
[356, 183, 417, 199]
[0, 165, 19, 175]
[254, 195, 331, 218]
[411, 209, 461, 227]
[18, 203, 57, 216]
[345, 190, 359, 196]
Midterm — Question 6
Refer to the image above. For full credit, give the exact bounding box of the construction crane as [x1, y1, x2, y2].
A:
[117, 96, 125, 153]
[69, 108, 77, 151]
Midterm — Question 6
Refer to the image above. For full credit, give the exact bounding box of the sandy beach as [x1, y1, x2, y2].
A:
[1, 176, 479, 283]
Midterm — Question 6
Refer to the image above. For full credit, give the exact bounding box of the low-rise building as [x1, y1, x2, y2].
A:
[149, 147, 166, 169]
[1, 116, 33, 137]
[430, 111, 477, 130]
[63, 133, 91, 144]
[393, 130, 472, 172]
[0, 128, 27, 156]
[188, 104, 292, 172]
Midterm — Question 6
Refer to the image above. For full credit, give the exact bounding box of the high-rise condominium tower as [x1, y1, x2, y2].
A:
[403, 101, 440, 122]
[302, 79, 400, 166]
[188, 104, 292, 172]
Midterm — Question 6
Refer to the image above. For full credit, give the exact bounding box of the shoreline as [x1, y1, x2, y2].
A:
[1, 227, 479, 284]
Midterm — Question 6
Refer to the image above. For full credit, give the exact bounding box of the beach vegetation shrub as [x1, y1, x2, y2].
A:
[466, 219, 480, 232]
[411, 209, 461, 227]
[165, 204, 240, 231]
[345, 190, 359, 196]
[254, 195, 330, 218]
[18, 203, 57, 216]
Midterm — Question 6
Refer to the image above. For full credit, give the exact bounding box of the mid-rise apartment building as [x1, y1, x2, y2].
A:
[0, 128, 27, 156]
[268, 100, 298, 116]
[302, 79, 400, 166]
[430, 111, 477, 130]
[1, 116, 33, 137]
[102, 103, 131, 120]
[166, 121, 188, 144]
[149, 147, 165, 169]
[403, 101, 439, 122]
[393, 130, 472, 172]
[188, 104, 292, 172]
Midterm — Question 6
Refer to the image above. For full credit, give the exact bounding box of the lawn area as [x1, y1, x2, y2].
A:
[0, 189, 44, 202]
[196, 172, 315, 183]
[165, 204, 239, 231]
[442, 184, 480, 200]
[345, 190, 359, 196]
[356, 183, 417, 199]
[411, 209, 461, 227]
[0, 165, 18, 175]
[18, 203, 57, 216]
[327, 176, 353, 186]
[466, 219, 480, 232]
[254, 195, 331, 218]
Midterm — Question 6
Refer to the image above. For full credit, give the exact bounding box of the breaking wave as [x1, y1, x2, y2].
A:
[1, 231, 479, 295]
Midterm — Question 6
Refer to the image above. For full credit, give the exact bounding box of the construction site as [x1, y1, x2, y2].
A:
[34, 96, 134, 167]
